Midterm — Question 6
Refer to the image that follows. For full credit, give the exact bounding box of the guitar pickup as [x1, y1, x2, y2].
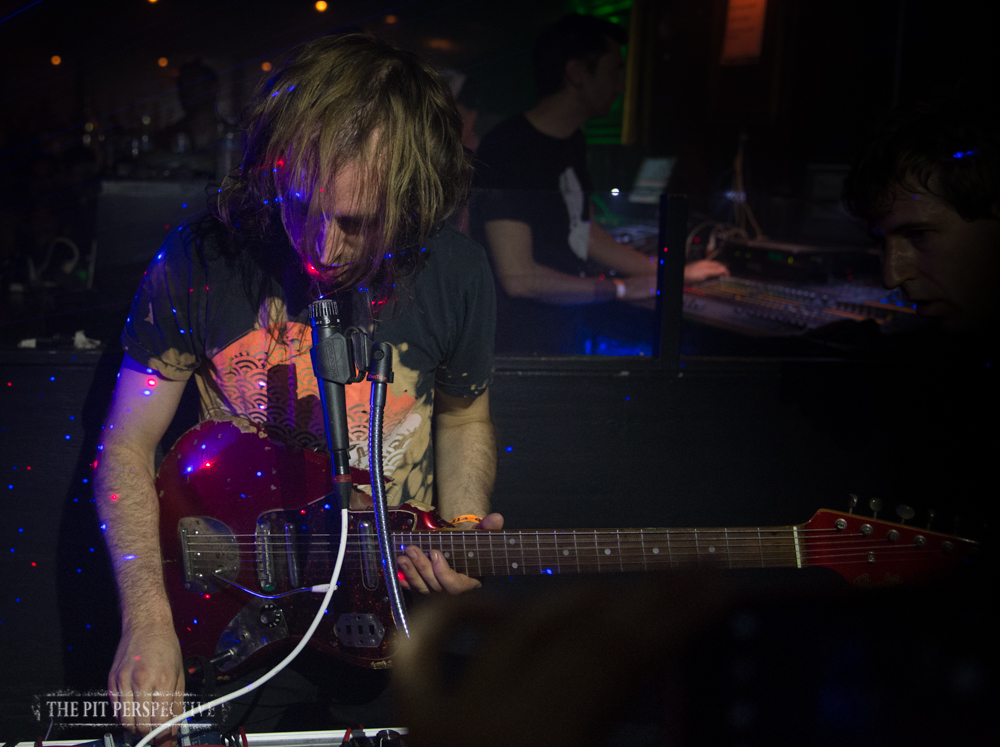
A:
[336, 613, 385, 648]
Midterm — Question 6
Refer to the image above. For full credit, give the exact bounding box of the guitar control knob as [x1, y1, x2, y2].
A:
[887, 529, 900, 542]
[834, 518, 848, 531]
[914, 535, 927, 547]
[896, 505, 915, 524]
[869, 498, 883, 518]
[259, 604, 283, 628]
[860, 524, 873, 536]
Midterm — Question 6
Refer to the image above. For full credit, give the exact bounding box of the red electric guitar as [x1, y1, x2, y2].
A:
[158, 419, 979, 677]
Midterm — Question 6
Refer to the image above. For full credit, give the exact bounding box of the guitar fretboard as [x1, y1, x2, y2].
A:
[393, 527, 801, 576]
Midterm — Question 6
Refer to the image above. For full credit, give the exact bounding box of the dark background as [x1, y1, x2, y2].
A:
[1, 0, 997, 740]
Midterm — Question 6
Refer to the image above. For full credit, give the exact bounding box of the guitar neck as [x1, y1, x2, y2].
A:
[394, 526, 803, 577]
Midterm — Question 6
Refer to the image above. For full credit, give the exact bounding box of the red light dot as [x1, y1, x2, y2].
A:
[203, 593, 211, 599]
[26, 466, 31, 471]
[397, 570, 407, 584]
[110, 494, 118, 501]
[164, 225, 170, 230]
[300, 509, 306, 514]
[31, 562, 37, 567]
[147, 379, 157, 387]
[135, 655, 140, 660]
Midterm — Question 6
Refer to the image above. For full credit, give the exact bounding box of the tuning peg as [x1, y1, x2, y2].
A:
[848, 494, 859, 514]
[926, 509, 935, 530]
[869, 498, 883, 519]
[896, 505, 915, 525]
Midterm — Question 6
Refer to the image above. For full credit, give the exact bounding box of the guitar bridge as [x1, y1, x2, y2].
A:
[178, 517, 239, 593]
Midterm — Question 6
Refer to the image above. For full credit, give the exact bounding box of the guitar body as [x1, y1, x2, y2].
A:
[157, 419, 442, 676]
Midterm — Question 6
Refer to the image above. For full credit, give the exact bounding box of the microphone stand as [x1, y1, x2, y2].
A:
[309, 300, 411, 639]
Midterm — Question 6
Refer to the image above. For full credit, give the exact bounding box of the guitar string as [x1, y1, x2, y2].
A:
[180, 545, 957, 566]
[182, 534, 965, 553]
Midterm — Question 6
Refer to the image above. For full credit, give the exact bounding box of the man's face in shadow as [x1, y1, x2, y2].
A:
[868, 182, 1000, 333]
[570, 38, 626, 120]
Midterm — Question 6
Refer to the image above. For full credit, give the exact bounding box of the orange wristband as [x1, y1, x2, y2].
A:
[450, 514, 484, 526]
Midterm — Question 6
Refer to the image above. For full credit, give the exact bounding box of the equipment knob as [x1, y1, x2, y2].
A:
[896, 505, 915, 524]
[848, 494, 859, 514]
[869, 498, 883, 518]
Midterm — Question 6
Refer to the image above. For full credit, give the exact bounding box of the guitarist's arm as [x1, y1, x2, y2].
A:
[95, 354, 188, 741]
[397, 388, 503, 594]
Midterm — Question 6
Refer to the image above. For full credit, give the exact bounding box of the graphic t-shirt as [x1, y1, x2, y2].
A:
[122, 213, 495, 506]
[472, 115, 595, 354]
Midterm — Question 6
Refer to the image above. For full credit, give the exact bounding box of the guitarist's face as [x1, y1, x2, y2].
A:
[307, 160, 381, 279]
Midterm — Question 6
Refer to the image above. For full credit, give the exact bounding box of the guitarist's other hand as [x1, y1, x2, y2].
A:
[397, 513, 504, 594]
[109, 620, 185, 745]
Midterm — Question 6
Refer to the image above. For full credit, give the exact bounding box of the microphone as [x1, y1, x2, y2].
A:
[309, 299, 354, 511]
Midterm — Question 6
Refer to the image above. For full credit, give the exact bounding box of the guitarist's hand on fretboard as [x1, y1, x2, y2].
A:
[397, 513, 504, 594]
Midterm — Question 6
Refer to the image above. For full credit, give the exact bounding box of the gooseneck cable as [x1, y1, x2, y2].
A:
[368, 341, 410, 639]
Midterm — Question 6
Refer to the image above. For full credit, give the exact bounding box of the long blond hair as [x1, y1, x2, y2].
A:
[218, 33, 470, 301]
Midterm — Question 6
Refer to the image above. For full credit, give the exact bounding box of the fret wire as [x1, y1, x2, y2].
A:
[519, 530, 525, 574]
[615, 530, 623, 572]
[553, 531, 561, 575]
[488, 531, 495, 576]
[535, 531, 542, 574]
[572, 531, 580, 574]
[594, 531, 601, 573]
[639, 529, 647, 572]
[475, 531, 482, 576]
[502, 529, 510, 572]
[724, 528, 731, 569]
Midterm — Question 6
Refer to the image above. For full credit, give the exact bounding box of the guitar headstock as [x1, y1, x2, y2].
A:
[800, 508, 979, 586]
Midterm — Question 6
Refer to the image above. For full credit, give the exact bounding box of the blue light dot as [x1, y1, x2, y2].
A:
[100, 524, 107, 531]
[77, 568, 82, 573]
[65, 435, 71, 440]
[82, 479, 88, 484]
[18, 528, 23, 533]
[143, 390, 151, 396]
[256, 471, 262, 477]
[98, 445, 104, 450]
[7, 485, 12, 490]
[288, 85, 296, 91]
[89, 547, 94, 552]
[324, 503, 331, 509]
[122, 554, 136, 561]
[505, 446, 513, 452]
[625, 396, 631, 401]
[15, 598, 20, 603]
[70, 416, 75, 420]
[181, 203, 188, 208]
[85, 624, 91, 629]
[193, 619, 198, 624]
[240, 493, 246, 498]
[9, 548, 14, 553]
[186, 466, 193, 473]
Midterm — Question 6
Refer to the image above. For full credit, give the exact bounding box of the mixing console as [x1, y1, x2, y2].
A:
[683, 277, 920, 337]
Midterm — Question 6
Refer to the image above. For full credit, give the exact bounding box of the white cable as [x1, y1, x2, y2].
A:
[135, 508, 350, 747]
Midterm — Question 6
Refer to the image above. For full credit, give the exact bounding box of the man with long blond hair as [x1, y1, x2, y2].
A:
[95, 33, 501, 735]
